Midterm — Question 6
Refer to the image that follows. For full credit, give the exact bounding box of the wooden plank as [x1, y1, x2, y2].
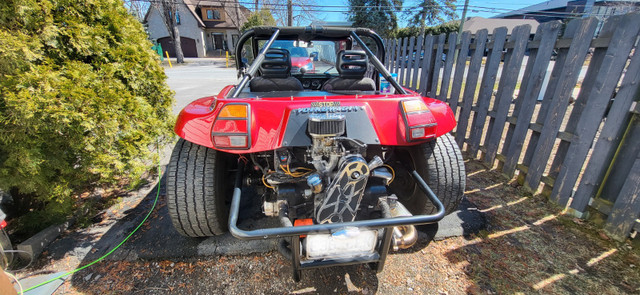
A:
[468, 27, 508, 155]
[437, 33, 457, 101]
[392, 39, 401, 74]
[527, 17, 625, 182]
[398, 37, 408, 86]
[429, 33, 447, 98]
[484, 24, 532, 165]
[502, 21, 563, 177]
[447, 32, 471, 113]
[383, 39, 389, 67]
[551, 14, 640, 206]
[604, 156, 640, 241]
[573, 33, 640, 212]
[455, 29, 489, 147]
[524, 17, 599, 189]
[410, 35, 424, 91]
[520, 20, 590, 170]
[419, 35, 435, 96]
[405, 37, 416, 88]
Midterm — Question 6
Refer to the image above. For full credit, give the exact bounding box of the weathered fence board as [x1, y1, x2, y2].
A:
[604, 151, 640, 241]
[405, 37, 415, 86]
[392, 39, 400, 74]
[455, 29, 488, 147]
[383, 13, 640, 240]
[437, 32, 457, 101]
[429, 33, 446, 98]
[572, 39, 640, 212]
[484, 25, 531, 165]
[398, 37, 408, 84]
[468, 27, 508, 155]
[411, 35, 424, 91]
[419, 35, 435, 96]
[524, 18, 599, 189]
[502, 21, 562, 177]
[447, 32, 471, 112]
[551, 14, 640, 206]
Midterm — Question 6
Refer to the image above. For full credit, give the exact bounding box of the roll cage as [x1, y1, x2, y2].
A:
[231, 26, 407, 98]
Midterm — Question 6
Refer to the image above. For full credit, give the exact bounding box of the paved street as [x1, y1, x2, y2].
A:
[164, 63, 239, 114]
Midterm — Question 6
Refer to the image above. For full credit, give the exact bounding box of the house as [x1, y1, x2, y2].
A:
[493, 0, 640, 34]
[145, 0, 251, 57]
[462, 17, 540, 34]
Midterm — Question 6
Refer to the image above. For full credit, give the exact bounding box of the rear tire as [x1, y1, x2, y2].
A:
[166, 139, 233, 237]
[390, 133, 465, 215]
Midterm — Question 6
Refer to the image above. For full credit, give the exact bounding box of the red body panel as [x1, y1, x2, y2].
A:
[291, 57, 315, 73]
[174, 86, 457, 154]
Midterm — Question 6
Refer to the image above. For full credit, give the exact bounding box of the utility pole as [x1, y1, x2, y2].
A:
[287, 0, 293, 26]
[457, 0, 469, 39]
[255, 0, 258, 11]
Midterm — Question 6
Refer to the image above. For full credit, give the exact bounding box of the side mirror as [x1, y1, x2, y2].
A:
[310, 52, 319, 61]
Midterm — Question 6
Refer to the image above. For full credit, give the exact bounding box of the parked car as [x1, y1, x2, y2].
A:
[168, 26, 465, 281]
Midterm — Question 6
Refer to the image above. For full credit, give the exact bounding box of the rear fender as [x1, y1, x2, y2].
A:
[174, 90, 456, 154]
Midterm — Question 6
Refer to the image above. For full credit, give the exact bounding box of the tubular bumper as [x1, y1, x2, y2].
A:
[228, 161, 446, 240]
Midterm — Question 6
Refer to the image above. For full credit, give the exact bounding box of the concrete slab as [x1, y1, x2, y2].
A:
[20, 272, 67, 295]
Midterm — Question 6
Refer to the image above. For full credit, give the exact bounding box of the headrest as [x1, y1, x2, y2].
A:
[259, 48, 292, 79]
[337, 50, 368, 79]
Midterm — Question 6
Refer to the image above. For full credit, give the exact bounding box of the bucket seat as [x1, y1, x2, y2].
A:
[322, 50, 376, 92]
[250, 48, 304, 92]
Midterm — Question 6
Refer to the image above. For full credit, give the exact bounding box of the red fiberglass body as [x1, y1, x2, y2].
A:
[174, 86, 457, 154]
[291, 57, 314, 69]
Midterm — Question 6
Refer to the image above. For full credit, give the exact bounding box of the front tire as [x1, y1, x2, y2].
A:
[390, 133, 466, 215]
[166, 139, 233, 237]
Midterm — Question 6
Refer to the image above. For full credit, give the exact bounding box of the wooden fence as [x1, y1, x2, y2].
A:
[383, 13, 640, 241]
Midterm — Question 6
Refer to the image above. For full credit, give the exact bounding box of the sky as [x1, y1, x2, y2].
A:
[310, 0, 541, 25]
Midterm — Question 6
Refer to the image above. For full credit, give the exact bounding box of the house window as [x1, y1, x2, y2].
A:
[206, 9, 221, 20]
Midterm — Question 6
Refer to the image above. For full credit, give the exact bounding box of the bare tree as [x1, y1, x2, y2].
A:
[123, 0, 149, 22]
[263, 0, 317, 26]
[152, 0, 185, 63]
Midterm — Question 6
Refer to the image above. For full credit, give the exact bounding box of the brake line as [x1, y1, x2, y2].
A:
[12, 163, 162, 294]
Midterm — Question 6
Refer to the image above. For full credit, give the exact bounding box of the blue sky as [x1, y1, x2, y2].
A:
[315, 0, 540, 25]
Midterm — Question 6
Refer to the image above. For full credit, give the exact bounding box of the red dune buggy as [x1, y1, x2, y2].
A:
[167, 26, 465, 280]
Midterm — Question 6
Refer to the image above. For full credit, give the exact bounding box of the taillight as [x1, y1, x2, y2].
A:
[212, 103, 251, 149]
[401, 100, 437, 141]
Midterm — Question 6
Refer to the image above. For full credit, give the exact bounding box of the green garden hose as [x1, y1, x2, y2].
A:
[17, 163, 162, 294]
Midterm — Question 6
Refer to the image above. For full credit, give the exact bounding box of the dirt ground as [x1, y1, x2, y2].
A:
[16, 157, 640, 294]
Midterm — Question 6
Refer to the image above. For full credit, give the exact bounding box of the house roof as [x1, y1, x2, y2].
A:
[463, 17, 539, 34]
[182, 0, 250, 29]
[493, 0, 571, 18]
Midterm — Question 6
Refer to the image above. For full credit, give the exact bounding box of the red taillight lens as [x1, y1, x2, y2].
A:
[212, 104, 251, 149]
[401, 100, 437, 141]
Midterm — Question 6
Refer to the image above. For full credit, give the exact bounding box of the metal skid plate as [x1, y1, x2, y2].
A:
[316, 156, 370, 223]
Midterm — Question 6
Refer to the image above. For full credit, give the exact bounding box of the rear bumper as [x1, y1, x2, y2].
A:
[228, 161, 445, 240]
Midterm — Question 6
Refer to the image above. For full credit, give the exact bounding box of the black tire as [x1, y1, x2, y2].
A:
[389, 133, 465, 215]
[166, 139, 233, 237]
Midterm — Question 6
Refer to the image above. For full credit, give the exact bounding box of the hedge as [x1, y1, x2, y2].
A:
[0, 0, 174, 229]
